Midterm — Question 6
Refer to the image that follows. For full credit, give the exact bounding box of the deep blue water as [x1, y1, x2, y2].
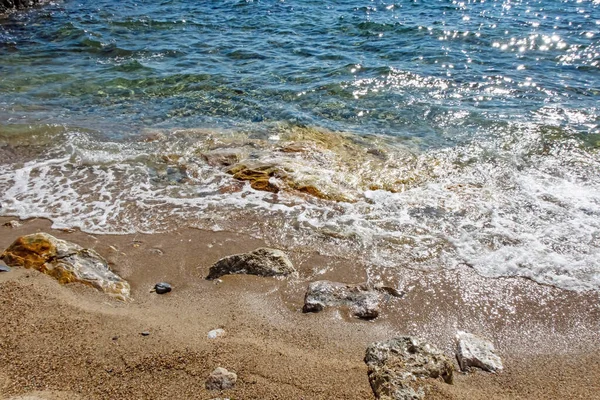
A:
[1, 1, 600, 291]
[1, 0, 598, 144]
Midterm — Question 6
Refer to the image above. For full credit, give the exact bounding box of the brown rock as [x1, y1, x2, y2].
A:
[206, 247, 295, 280]
[365, 336, 454, 400]
[226, 163, 285, 193]
[0, 233, 130, 300]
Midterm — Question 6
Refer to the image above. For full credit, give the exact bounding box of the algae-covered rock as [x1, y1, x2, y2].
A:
[226, 162, 286, 193]
[0, 233, 130, 300]
[206, 247, 295, 280]
[365, 336, 454, 400]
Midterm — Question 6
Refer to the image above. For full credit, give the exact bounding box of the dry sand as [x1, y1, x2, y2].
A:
[0, 216, 599, 399]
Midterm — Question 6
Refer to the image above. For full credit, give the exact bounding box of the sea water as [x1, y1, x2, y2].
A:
[1, 0, 599, 291]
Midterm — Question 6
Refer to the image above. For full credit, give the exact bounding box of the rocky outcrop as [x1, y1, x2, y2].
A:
[0, 233, 130, 300]
[0, 0, 41, 13]
[456, 331, 503, 372]
[302, 281, 392, 319]
[206, 247, 295, 280]
[205, 367, 237, 390]
[365, 336, 454, 400]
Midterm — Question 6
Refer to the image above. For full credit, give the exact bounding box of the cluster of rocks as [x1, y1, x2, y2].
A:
[365, 333, 503, 400]
[0, 0, 41, 13]
[0, 233, 503, 398]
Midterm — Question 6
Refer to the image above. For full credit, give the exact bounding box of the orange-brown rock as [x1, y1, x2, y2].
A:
[0, 233, 130, 301]
[226, 163, 286, 193]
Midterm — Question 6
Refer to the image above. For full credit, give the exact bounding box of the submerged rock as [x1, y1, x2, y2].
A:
[205, 367, 237, 390]
[226, 162, 285, 193]
[206, 248, 295, 280]
[0, 233, 130, 300]
[364, 336, 454, 400]
[302, 281, 383, 319]
[456, 331, 503, 372]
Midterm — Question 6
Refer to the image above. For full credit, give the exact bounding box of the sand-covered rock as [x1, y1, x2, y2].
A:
[364, 336, 454, 400]
[206, 247, 295, 280]
[303, 280, 383, 319]
[205, 367, 237, 390]
[0, 233, 130, 300]
[456, 331, 503, 372]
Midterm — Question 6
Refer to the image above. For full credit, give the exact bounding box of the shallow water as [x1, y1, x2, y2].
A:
[1, 0, 599, 291]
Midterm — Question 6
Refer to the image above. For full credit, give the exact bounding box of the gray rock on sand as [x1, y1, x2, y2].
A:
[205, 367, 237, 391]
[206, 247, 295, 280]
[303, 281, 403, 319]
[0, 233, 130, 300]
[303, 281, 381, 319]
[456, 331, 503, 372]
[365, 336, 454, 400]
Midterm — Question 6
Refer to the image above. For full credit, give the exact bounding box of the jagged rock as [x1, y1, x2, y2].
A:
[365, 336, 454, 400]
[206, 248, 295, 280]
[303, 281, 383, 319]
[205, 367, 237, 390]
[0, 233, 130, 300]
[456, 331, 503, 372]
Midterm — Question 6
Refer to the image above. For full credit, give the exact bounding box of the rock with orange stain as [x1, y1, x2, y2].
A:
[0, 233, 130, 301]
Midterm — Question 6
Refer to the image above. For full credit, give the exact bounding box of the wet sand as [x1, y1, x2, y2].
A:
[0, 216, 599, 399]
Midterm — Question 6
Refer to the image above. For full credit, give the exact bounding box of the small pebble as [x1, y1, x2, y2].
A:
[112, 336, 119, 341]
[207, 328, 226, 339]
[3, 220, 21, 228]
[141, 331, 150, 336]
[0, 265, 11, 273]
[153, 282, 172, 294]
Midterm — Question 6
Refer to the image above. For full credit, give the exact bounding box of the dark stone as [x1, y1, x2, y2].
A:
[153, 282, 172, 294]
[206, 247, 295, 280]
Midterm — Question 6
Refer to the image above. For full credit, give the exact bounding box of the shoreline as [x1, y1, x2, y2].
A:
[1, 216, 599, 399]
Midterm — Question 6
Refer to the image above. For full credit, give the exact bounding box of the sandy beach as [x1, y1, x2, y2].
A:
[0, 216, 599, 399]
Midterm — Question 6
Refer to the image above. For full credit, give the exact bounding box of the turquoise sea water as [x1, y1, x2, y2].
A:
[1, 0, 599, 291]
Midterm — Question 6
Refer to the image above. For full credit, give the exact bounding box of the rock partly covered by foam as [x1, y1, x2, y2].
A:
[205, 367, 237, 390]
[456, 331, 503, 372]
[365, 336, 454, 400]
[303, 281, 386, 319]
[206, 248, 295, 280]
[0, 233, 130, 300]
